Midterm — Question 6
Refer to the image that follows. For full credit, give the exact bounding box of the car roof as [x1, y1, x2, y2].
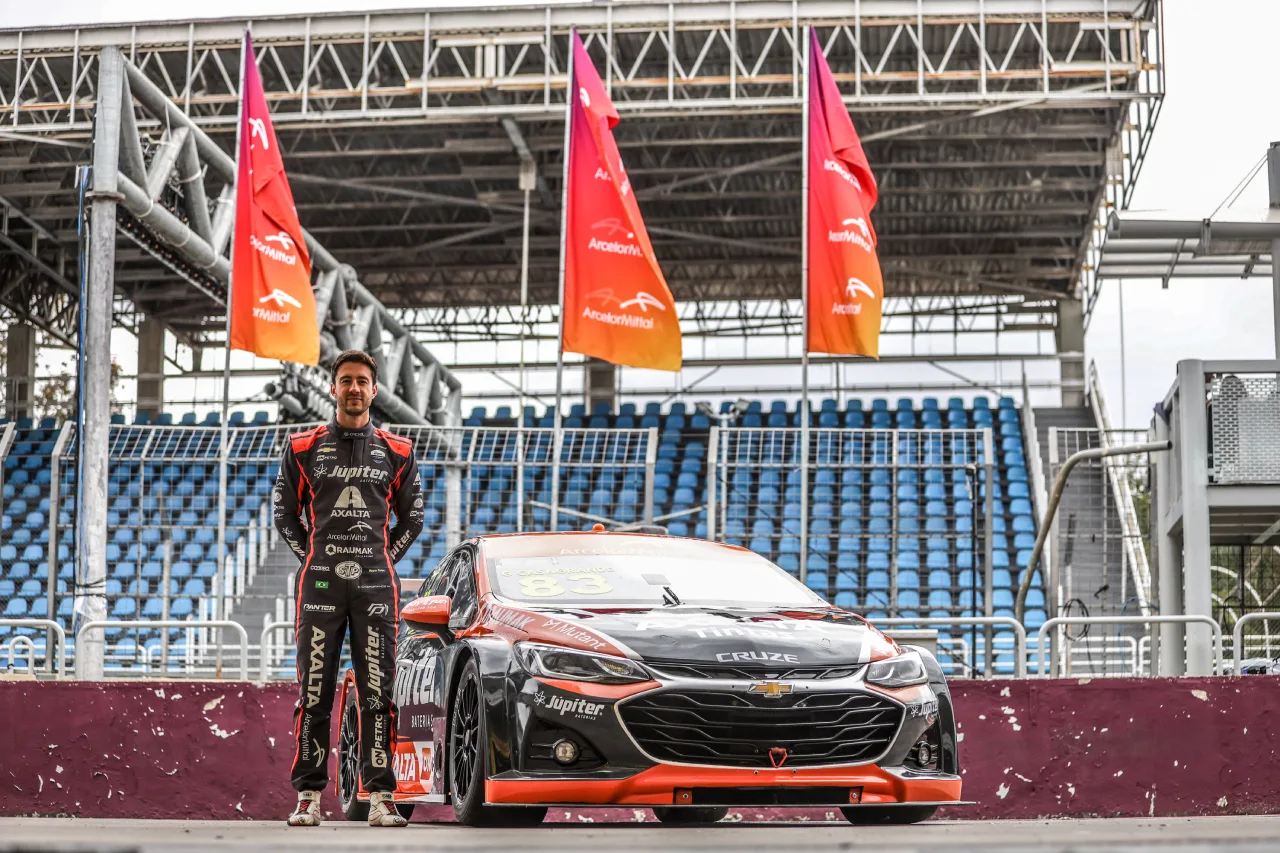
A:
[476, 531, 755, 560]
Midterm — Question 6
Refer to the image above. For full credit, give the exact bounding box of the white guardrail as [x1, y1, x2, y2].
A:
[1232, 612, 1280, 675]
[0, 618, 68, 677]
[260, 620, 295, 682]
[875, 617, 1028, 678]
[77, 620, 250, 680]
[1037, 615, 1222, 677]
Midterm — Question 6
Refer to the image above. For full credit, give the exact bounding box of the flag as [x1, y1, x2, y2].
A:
[805, 28, 883, 358]
[562, 32, 681, 372]
[229, 32, 319, 365]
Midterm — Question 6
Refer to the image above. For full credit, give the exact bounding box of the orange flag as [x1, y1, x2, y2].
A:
[229, 32, 319, 365]
[805, 28, 883, 358]
[562, 32, 681, 372]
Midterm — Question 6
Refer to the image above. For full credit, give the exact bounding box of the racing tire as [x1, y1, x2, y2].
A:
[449, 657, 548, 827]
[337, 685, 416, 823]
[652, 807, 729, 824]
[840, 805, 937, 825]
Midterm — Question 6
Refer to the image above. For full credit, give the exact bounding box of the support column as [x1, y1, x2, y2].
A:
[1056, 299, 1086, 407]
[75, 46, 124, 681]
[1267, 143, 1280, 358]
[137, 316, 165, 419]
[5, 322, 37, 421]
[583, 358, 617, 414]
[1175, 359, 1214, 676]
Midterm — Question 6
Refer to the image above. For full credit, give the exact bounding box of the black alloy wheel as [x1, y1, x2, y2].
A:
[338, 688, 369, 821]
[449, 658, 547, 827]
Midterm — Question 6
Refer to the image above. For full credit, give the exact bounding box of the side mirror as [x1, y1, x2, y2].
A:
[402, 595, 452, 628]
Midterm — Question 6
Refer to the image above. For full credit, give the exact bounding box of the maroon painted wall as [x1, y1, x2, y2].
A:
[1, 678, 1277, 821]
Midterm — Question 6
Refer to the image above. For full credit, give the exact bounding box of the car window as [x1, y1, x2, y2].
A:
[422, 551, 455, 598]
[447, 549, 479, 629]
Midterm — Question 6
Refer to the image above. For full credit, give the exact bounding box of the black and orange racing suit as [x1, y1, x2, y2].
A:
[274, 419, 424, 793]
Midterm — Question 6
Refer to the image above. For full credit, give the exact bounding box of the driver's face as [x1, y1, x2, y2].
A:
[331, 363, 376, 416]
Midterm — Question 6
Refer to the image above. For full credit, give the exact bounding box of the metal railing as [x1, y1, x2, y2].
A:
[0, 618, 67, 677]
[77, 619, 249, 680]
[1232, 612, 1280, 675]
[260, 619, 295, 682]
[875, 616, 1028, 678]
[1036, 615, 1222, 677]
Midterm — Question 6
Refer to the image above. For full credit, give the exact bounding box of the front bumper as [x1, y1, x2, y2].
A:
[487, 762, 962, 806]
[499, 673, 962, 806]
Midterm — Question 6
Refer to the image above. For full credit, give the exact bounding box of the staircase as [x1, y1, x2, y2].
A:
[229, 540, 299, 639]
[1032, 407, 1128, 615]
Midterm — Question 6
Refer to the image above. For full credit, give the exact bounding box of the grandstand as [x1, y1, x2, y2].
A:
[1, 392, 1047, 676]
[0, 1, 1170, 678]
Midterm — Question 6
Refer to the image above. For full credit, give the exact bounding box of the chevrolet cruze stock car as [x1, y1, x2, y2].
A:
[335, 532, 962, 826]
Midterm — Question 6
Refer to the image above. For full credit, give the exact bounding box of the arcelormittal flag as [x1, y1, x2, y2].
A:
[562, 32, 681, 371]
[230, 33, 319, 365]
[806, 28, 883, 358]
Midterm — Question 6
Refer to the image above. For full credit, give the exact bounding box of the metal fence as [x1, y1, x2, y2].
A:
[1209, 372, 1280, 485]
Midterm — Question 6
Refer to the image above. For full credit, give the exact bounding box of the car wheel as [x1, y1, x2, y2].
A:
[840, 805, 937, 825]
[449, 657, 548, 827]
[652, 807, 728, 824]
[337, 687, 369, 821]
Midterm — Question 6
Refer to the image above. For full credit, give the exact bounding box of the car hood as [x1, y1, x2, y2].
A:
[521, 606, 901, 667]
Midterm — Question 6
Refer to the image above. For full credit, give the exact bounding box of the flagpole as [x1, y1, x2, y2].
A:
[798, 25, 811, 585]
[551, 30, 574, 533]
[517, 169, 531, 533]
[216, 29, 247, 625]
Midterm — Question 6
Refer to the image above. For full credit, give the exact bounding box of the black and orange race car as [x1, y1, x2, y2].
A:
[335, 532, 962, 826]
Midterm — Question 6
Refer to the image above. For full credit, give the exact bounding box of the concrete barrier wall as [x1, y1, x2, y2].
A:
[1, 677, 1277, 821]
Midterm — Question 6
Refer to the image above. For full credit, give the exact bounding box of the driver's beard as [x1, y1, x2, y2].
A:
[341, 398, 369, 417]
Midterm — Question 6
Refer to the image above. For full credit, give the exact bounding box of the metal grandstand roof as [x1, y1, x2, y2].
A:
[0, 0, 1163, 347]
[1101, 209, 1280, 283]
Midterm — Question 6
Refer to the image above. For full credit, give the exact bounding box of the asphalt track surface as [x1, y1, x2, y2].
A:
[4, 816, 1280, 852]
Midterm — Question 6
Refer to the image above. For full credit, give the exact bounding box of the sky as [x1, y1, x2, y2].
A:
[14, 0, 1280, 428]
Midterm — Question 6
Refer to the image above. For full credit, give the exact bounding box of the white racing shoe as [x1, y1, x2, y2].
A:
[287, 791, 322, 827]
[367, 791, 408, 827]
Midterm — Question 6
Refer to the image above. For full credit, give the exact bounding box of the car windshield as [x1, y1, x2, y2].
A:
[484, 536, 824, 608]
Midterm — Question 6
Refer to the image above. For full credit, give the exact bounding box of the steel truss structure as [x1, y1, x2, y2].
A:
[0, 0, 1162, 354]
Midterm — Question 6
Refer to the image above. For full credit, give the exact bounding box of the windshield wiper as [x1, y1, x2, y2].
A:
[661, 586, 682, 607]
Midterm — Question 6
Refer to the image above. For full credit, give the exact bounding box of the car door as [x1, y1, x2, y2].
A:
[392, 549, 461, 797]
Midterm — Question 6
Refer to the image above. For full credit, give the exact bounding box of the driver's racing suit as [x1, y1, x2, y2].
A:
[274, 419, 424, 793]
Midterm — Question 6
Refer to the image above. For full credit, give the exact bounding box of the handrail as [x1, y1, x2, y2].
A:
[1036, 615, 1222, 677]
[77, 620, 250, 680]
[1016, 440, 1173, 620]
[0, 618, 67, 677]
[874, 617, 1028, 678]
[259, 620, 295, 682]
[2, 636, 38, 675]
[1019, 372, 1052, 590]
[1088, 360, 1154, 613]
[1232, 612, 1280, 674]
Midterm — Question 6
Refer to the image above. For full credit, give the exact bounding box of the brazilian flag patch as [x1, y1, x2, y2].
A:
[315, 580, 329, 589]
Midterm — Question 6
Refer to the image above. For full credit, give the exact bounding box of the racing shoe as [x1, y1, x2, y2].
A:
[287, 791, 322, 827]
[367, 792, 408, 827]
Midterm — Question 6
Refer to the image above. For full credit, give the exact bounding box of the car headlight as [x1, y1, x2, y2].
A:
[515, 642, 650, 684]
[865, 651, 928, 688]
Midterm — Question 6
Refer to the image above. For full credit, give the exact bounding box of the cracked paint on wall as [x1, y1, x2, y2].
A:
[0, 677, 1277, 820]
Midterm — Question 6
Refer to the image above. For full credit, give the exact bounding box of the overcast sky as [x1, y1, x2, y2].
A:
[13, 0, 1279, 428]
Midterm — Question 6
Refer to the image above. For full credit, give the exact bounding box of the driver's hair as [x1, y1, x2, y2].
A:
[331, 349, 378, 385]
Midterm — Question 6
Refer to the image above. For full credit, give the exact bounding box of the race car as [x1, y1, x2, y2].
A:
[335, 531, 962, 826]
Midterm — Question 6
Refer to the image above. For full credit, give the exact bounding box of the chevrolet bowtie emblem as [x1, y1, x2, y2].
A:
[748, 681, 793, 699]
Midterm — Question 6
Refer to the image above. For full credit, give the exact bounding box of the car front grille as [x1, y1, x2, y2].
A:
[618, 688, 902, 768]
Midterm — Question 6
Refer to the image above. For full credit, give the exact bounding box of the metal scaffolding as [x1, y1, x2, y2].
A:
[1, 0, 1164, 364]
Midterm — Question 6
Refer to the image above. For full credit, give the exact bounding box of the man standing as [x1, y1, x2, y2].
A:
[274, 349, 424, 827]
